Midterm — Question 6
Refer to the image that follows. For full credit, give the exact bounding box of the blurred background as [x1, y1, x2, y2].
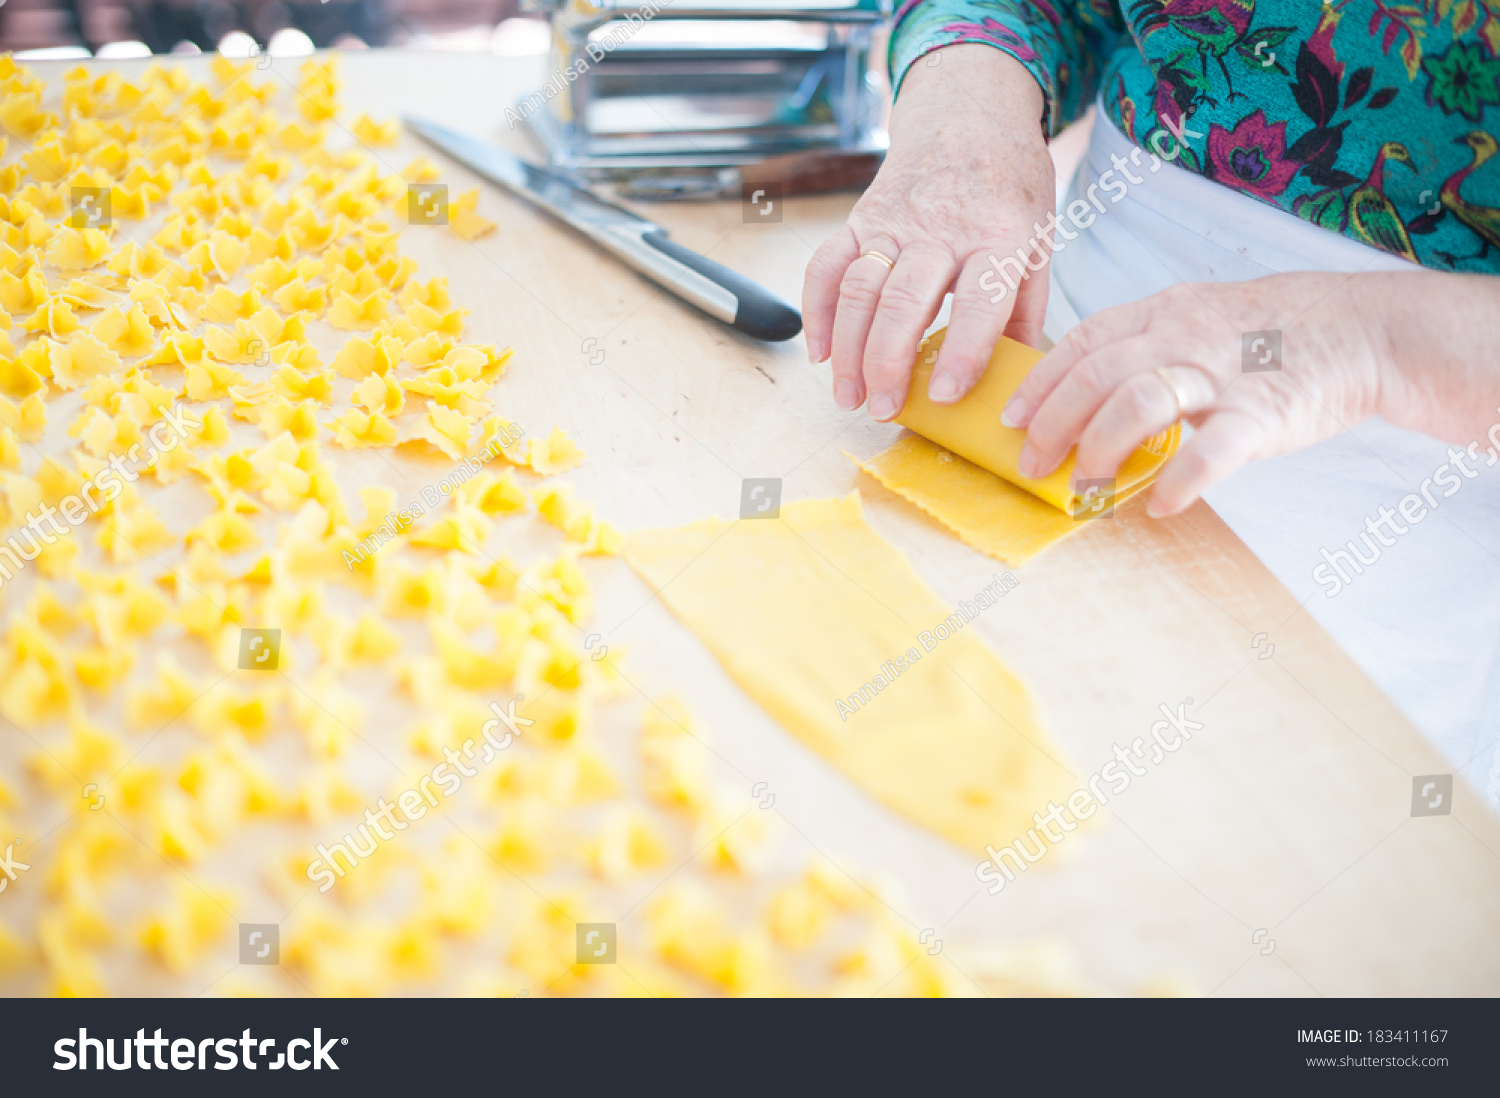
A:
[1, 0, 892, 198]
[0, 0, 543, 57]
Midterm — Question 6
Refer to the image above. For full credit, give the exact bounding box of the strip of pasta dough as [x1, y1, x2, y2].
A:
[626, 492, 1077, 852]
[856, 329, 1180, 564]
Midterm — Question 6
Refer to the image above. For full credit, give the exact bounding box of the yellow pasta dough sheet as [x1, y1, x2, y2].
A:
[856, 329, 1180, 564]
[625, 492, 1077, 852]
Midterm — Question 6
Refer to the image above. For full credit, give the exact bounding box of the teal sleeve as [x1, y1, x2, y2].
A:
[888, 0, 1127, 136]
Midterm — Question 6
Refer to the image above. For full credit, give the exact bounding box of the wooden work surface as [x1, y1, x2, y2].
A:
[8, 48, 1498, 997]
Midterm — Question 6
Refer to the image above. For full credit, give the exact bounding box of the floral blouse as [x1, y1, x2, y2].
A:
[890, 0, 1500, 272]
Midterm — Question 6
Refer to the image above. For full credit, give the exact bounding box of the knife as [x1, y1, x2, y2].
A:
[404, 117, 803, 343]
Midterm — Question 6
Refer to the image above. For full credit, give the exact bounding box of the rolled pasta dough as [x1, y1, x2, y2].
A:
[857, 329, 1180, 564]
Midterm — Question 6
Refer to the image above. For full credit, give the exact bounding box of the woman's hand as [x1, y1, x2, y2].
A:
[1001, 270, 1500, 517]
[802, 44, 1054, 420]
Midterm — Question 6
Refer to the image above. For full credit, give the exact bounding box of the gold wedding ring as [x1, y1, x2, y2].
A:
[859, 249, 896, 270]
[1155, 367, 1191, 421]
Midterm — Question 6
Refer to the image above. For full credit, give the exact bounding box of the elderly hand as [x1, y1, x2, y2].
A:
[802, 44, 1055, 420]
[1000, 270, 1500, 516]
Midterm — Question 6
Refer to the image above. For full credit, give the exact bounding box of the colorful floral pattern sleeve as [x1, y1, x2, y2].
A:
[889, 0, 1128, 132]
[889, 0, 1500, 274]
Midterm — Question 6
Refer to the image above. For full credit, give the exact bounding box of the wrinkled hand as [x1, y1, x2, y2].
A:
[1002, 270, 1500, 516]
[802, 44, 1054, 421]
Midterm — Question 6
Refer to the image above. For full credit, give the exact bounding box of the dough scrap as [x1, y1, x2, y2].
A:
[626, 492, 1076, 851]
[856, 434, 1082, 565]
[857, 329, 1180, 564]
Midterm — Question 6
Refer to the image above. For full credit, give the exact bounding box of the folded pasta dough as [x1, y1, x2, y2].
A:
[894, 328, 1179, 516]
[626, 492, 1077, 852]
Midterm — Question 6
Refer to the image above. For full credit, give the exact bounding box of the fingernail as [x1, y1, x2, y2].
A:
[833, 379, 859, 410]
[868, 392, 897, 421]
[807, 339, 826, 364]
[1017, 444, 1038, 479]
[1000, 397, 1027, 428]
[927, 372, 960, 403]
[1146, 496, 1169, 519]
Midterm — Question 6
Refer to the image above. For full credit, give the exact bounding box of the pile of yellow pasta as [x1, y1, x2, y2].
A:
[0, 52, 1088, 997]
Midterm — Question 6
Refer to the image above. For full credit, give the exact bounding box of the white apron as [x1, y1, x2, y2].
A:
[1042, 104, 1500, 813]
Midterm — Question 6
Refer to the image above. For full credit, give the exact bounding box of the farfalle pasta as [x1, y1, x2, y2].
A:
[0, 49, 1026, 1006]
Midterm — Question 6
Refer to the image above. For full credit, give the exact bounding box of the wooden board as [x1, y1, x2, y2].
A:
[365, 50, 1499, 996]
[5, 48, 1496, 997]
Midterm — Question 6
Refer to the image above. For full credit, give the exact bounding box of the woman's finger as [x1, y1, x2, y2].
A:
[1018, 334, 1168, 478]
[830, 238, 902, 417]
[1001, 297, 1150, 429]
[802, 226, 861, 366]
[861, 243, 956, 417]
[1002, 262, 1049, 350]
[1073, 363, 1220, 482]
[1147, 408, 1266, 517]
[927, 249, 1022, 406]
